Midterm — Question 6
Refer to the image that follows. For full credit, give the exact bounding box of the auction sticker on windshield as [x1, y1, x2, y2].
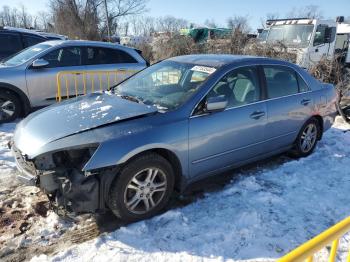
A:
[191, 66, 216, 75]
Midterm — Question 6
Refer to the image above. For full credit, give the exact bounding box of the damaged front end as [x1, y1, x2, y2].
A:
[11, 143, 108, 215]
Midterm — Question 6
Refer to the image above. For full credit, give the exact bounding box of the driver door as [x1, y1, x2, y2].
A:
[308, 24, 336, 66]
[25, 46, 86, 107]
[188, 66, 267, 179]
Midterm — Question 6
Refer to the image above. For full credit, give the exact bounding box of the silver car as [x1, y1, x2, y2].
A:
[0, 40, 147, 122]
[12, 55, 337, 222]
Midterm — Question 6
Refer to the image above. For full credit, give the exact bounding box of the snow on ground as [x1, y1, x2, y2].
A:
[32, 117, 350, 262]
[1, 117, 350, 261]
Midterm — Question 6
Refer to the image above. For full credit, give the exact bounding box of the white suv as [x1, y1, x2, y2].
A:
[0, 40, 147, 122]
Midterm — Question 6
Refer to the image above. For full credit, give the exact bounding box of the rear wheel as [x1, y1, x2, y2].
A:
[0, 91, 22, 123]
[290, 118, 320, 158]
[108, 153, 174, 222]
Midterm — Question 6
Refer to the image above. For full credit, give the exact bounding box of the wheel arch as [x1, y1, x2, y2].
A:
[120, 148, 184, 192]
[0, 82, 31, 115]
[311, 114, 324, 140]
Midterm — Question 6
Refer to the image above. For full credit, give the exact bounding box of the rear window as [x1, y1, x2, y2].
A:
[263, 66, 299, 99]
[85, 47, 137, 65]
[22, 34, 45, 48]
[0, 33, 22, 55]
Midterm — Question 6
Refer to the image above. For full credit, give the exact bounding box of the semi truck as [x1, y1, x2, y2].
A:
[262, 16, 350, 69]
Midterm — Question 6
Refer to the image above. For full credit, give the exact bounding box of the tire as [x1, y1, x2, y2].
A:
[0, 90, 22, 123]
[108, 153, 175, 222]
[290, 118, 320, 158]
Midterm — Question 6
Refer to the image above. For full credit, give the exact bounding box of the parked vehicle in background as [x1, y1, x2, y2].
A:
[257, 28, 269, 42]
[0, 26, 49, 60]
[34, 30, 68, 40]
[0, 40, 147, 123]
[11, 55, 337, 222]
[263, 16, 350, 69]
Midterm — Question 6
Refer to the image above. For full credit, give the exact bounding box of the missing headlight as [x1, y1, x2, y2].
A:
[53, 147, 97, 170]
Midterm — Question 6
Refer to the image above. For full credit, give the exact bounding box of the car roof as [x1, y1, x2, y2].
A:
[1, 26, 47, 38]
[42, 39, 138, 52]
[167, 54, 294, 68]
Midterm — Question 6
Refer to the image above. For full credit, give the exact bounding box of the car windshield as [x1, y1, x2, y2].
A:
[2, 43, 52, 66]
[266, 24, 314, 48]
[114, 60, 215, 111]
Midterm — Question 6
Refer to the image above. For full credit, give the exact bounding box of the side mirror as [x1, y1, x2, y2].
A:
[31, 58, 49, 69]
[205, 95, 228, 112]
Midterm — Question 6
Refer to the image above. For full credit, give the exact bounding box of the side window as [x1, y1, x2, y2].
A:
[22, 35, 45, 48]
[313, 25, 327, 46]
[84, 47, 137, 65]
[42, 47, 82, 68]
[207, 66, 261, 108]
[263, 66, 298, 99]
[296, 73, 310, 92]
[0, 33, 22, 55]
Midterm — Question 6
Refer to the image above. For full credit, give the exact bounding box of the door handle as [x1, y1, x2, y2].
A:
[301, 99, 311, 106]
[250, 111, 265, 120]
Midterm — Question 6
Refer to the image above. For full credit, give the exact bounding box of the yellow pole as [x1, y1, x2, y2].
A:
[91, 73, 94, 92]
[107, 71, 110, 89]
[74, 74, 78, 97]
[65, 75, 69, 99]
[56, 72, 61, 102]
[83, 72, 87, 95]
[99, 73, 102, 92]
[279, 217, 350, 262]
[328, 239, 339, 262]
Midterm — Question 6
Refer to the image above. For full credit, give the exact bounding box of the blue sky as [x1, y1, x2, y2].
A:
[3, 0, 350, 31]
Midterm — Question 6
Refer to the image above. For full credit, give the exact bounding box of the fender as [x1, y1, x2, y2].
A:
[82, 122, 189, 178]
[0, 82, 31, 115]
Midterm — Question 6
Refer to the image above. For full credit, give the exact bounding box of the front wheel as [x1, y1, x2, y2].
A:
[108, 153, 174, 222]
[290, 118, 320, 158]
[0, 91, 22, 123]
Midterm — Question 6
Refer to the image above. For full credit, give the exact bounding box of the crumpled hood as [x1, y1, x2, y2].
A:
[14, 92, 157, 155]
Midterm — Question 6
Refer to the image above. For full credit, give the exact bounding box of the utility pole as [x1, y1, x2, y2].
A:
[104, 0, 111, 41]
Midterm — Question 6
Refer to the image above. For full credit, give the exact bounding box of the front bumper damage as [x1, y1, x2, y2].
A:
[10, 142, 105, 215]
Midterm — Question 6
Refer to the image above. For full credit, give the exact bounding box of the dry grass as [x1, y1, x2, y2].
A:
[135, 33, 350, 94]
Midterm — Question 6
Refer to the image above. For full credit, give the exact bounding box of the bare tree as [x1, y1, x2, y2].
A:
[156, 16, 188, 33]
[260, 13, 279, 29]
[19, 4, 33, 28]
[104, 0, 148, 35]
[36, 11, 52, 31]
[204, 19, 218, 28]
[50, 0, 101, 40]
[287, 5, 323, 19]
[227, 15, 250, 33]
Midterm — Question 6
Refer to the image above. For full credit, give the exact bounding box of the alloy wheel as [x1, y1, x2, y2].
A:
[124, 167, 167, 215]
[0, 99, 15, 121]
[300, 123, 317, 153]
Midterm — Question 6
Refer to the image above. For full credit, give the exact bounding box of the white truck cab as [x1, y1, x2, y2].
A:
[336, 22, 350, 65]
[264, 18, 344, 69]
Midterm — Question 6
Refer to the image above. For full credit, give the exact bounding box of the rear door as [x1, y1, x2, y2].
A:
[261, 65, 313, 153]
[0, 32, 22, 59]
[25, 46, 86, 107]
[82, 47, 144, 92]
[189, 66, 267, 178]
